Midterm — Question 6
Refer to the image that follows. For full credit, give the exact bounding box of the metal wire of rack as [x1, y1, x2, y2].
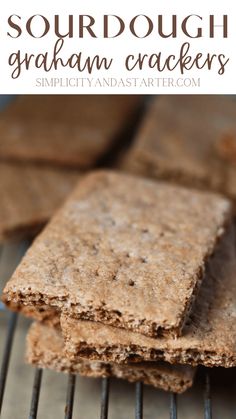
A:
[0, 243, 234, 419]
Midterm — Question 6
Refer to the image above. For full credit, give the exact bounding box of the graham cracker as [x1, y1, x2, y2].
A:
[2, 171, 232, 338]
[0, 162, 79, 242]
[0, 95, 140, 169]
[26, 322, 196, 394]
[60, 224, 236, 368]
[121, 96, 236, 203]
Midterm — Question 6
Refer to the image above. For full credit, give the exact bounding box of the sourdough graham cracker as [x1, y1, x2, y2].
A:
[0, 95, 140, 168]
[121, 96, 236, 203]
[60, 225, 236, 368]
[2, 171, 232, 338]
[26, 322, 196, 394]
[0, 162, 79, 242]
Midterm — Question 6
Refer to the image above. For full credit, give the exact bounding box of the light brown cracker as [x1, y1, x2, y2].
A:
[0, 95, 141, 168]
[121, 95, 236, 202]
[60, 225, 236, 368]
[2, 171, 232, 337]
[0, 162, 79, 242]
[26, 322, 196, 394]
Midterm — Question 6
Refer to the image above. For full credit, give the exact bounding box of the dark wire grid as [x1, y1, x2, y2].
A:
[0, 311, 18, 414]
[204, 370, 212, 419]
[100, 377, 110, 419]
[135, 382, 143, 419]
[29, 368, 43, 419]
[65, 374, 76, 419]
[170, 393, 177, 419]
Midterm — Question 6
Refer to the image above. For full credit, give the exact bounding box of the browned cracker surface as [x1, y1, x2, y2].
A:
[0, 162, 79, 242]
[121, 95, 236, 202]
[26, 322, 196, 394]
[60, 225, 236, 368]
[2, 171, 232, 338]
[0, 95, 140, 168]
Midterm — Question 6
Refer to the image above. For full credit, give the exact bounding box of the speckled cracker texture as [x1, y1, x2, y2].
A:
[0, 162, 79, 242]
[60, 224, 236, 368]
[2, 171, 232, 338]
[121, 95, 236, 204]
[0, 95, 140, 168]
[26, 322, 196, 394]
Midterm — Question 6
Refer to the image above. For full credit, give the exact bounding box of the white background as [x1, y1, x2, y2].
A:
[0, 0, 235, 94]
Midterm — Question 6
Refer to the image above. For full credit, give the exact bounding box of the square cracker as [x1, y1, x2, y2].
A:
[0, 95, 140, 169]
[60, 224, 236, 368]
[26, 322, 196, 394]
[3, 171, 232, 337]
[121, 96, 236, 203]
[0, 162, 79, 242]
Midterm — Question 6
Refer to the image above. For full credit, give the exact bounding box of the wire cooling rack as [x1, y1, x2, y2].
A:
[0, 243, 235, 419]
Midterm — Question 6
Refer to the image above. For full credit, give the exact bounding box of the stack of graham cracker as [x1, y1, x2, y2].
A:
[2, 170, 236, 393]
[0, 95, 140, 242]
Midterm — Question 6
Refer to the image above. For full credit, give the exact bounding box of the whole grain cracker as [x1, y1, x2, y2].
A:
[121, 95, 236, 203]
[0, 162, 79, 242]
[0, 95, 140, 168]
[26, 322, 196, 394]
[2, 171, 232, 338]
[60, 224, 236, 368]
